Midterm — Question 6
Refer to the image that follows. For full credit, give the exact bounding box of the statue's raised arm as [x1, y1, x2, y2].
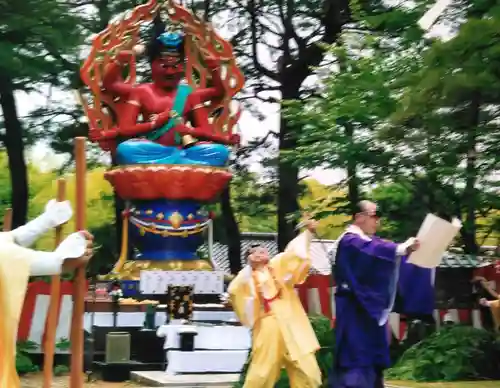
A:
[80, 0, 244, 162]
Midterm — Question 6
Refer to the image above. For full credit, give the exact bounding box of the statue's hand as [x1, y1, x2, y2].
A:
[150, 111, 172, 129]
[116, 50, 134, 64]
[89, 129, 118, 141]
[44, 199, 73, 228]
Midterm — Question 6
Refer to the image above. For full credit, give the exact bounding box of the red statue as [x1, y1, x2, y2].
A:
[80, 0, 244, 166]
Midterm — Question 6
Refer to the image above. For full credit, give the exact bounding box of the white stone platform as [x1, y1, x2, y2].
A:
[131, 371, 240, 387]
[157, 323, 250, 375]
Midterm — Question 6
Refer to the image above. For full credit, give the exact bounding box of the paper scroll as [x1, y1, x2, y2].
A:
[408, 213, 462, 268]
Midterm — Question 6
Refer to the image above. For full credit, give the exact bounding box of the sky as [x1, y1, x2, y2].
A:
[18, 2, 451, 186]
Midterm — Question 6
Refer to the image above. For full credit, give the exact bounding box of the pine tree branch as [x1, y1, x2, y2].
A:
[243, 0, 279, 82]
[236, 130, 278, 158]
[282, 0, 348, 92]
[276, 0, 306, 54]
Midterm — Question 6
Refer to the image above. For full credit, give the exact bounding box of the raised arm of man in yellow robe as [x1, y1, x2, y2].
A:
[270, 229, 313, 286]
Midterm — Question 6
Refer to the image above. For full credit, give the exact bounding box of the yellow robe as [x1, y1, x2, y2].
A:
[489, 299, 500, 331]
[229, 230, 321, 388]
[0, 231, 65, 388]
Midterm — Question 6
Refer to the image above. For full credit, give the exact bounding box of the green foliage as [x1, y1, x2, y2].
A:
[283, 0, 500, 249]
[212, 172, 348, 241]
[234, 315, 334, 388]
[53, 364, 69, 376]
[0, 0, 83, 89]
[15, 341, 38, 375]
[55, 337, 71, 351]
[0, 154, 117, 275]
[387, 326, 500, 382]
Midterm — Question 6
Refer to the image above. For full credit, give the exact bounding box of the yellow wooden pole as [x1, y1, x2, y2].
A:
[43, 178, 66, 388]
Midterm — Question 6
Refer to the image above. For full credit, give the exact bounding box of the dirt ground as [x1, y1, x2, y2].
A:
[21, 374, 140, 388]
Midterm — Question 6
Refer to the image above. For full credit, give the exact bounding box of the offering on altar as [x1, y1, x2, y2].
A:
[118, 298, 160, 305]
[167, 285, 194, 321]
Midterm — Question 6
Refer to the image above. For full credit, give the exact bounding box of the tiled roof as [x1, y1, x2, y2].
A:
[210, 232, 497, 274]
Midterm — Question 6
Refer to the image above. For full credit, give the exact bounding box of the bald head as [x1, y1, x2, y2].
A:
[353, 200, 380, 235]
[353, 200, 376, 216]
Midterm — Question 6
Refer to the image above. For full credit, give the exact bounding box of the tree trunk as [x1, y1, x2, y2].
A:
[0, 76, 29, 228]
[220, 185, 241, 273]
[462, 95, 480, 254]
[277, 111, 300, 251]
[275, 0, 345, 250]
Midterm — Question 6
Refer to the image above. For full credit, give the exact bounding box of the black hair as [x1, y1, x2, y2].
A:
[245, 243, 263, 261]
[146, 13, 185, 63]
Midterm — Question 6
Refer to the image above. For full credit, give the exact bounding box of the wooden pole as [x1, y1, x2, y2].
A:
[3, 208, 12, 231]
[70, 137, 86, 388]
[43, 179, 66, 388]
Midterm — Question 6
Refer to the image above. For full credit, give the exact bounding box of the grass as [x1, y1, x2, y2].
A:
[387, 381, 500, 388]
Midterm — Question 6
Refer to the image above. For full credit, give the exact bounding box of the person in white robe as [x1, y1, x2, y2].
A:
[0, 199, 93, 387]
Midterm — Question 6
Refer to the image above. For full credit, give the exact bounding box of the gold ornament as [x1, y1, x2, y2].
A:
[168, 211, 184, 229]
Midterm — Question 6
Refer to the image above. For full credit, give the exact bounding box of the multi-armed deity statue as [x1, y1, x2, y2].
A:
[79, 0, 244, 280]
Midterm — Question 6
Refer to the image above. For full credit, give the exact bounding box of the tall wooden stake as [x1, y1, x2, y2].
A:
[43, 179, 66, 388]
[2, 208, 12, 231]
[70, 137, 87, 388]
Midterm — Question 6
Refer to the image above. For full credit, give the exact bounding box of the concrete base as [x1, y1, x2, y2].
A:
[131, 371, 240, 387]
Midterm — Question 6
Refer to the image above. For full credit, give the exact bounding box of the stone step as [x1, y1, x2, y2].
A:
[131, 371, 239, 387]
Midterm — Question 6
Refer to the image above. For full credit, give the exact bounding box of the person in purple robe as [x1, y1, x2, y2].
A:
[329, 200, 424, 388]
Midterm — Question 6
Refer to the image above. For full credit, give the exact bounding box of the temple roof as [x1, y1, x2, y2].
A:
[210, 232, 496, 275]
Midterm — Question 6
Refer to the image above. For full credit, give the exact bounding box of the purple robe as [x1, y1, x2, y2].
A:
[397, 257, 435, 317]
[330, 233, 433, 388]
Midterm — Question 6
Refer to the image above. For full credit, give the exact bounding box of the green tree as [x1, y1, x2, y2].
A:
[390, 12, 500, 253]
[0, 0, 83, 227]
[286, 2, 500, 255]
[285, 28, 423, 217]
[205, 0, 366, 250]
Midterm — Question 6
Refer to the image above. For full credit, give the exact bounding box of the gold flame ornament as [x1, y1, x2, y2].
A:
[168, 211, 184, 229]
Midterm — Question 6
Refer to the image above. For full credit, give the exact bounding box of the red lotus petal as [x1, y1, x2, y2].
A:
[104, 165, 232, 201]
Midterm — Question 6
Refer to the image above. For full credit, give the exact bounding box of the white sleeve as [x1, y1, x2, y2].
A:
[396, 237, 416, 256]
[11, 213, 53, 247]
[2, 241, 64, 277]
[28, 252, 65, 276]
[11, 200, 73, 247]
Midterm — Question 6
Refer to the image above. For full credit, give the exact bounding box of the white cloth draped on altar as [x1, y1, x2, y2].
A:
[157, 324, 250, 350]
[165, 350, 249, 375]
[83, 310, 238, 330]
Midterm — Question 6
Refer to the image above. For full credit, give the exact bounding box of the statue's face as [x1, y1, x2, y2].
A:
[151, 54, 184, 89]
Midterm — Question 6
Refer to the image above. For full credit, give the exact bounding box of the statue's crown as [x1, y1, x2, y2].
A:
[157, 31, 184, 57]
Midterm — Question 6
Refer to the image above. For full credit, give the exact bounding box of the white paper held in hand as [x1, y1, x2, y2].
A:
[417, 0, 453, 31]
[408, 213, 462, 268]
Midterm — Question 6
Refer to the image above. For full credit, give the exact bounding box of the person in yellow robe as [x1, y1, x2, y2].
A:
[0, 199, 94, 388]
[229, 218, 322, 388]
[480, 297, 500, 331]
